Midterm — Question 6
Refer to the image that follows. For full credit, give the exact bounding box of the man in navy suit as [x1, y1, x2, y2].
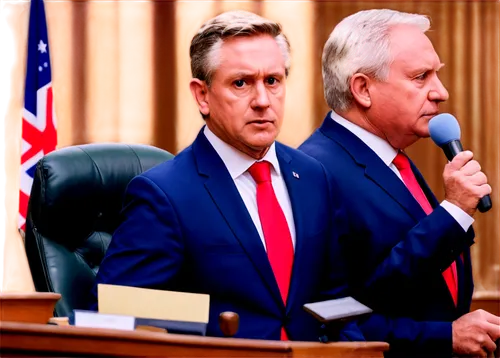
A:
[92, 10, 362, 342]
[300, 9, 499, 357]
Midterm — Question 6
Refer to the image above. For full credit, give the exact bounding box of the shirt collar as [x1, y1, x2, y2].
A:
[203, 125, 281, 179]
[330, 110, 398, 166]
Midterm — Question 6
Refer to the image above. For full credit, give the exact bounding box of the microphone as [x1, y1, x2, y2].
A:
[429, 113, 492, 213]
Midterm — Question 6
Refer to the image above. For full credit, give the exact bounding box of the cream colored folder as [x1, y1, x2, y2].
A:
[98, 284, 209, 323]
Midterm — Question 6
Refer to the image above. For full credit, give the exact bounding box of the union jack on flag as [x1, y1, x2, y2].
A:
[19, 0, 57, 231]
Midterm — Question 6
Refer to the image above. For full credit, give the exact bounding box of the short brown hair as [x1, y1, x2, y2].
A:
[190, 10, 291, 85]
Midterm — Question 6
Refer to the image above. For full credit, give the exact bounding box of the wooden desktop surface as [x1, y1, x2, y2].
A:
[0, 321, 388, 357]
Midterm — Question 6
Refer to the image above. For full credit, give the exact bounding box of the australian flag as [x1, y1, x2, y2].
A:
[19, 0, 57, 231]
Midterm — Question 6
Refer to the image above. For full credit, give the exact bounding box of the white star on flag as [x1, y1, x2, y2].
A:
[38, 40, 47, 53]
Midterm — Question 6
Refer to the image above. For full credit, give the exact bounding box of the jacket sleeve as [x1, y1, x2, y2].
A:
[357, 313, 452, 356]
[89, 175, 184, 310]
[346, 207, 474, 304]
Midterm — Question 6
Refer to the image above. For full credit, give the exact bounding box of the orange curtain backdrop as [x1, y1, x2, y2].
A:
[2, 1, 498, 300]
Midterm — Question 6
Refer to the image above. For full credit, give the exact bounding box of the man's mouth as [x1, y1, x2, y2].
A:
[249, 119, 273, 124]
[422, 113, 439, 118]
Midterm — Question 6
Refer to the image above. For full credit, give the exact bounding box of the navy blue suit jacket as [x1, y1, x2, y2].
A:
[299, 114, 475, 356]
[92, 128, 364, 342]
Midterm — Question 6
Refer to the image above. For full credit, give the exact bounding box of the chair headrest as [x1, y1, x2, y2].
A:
[29, 143, 173, 247]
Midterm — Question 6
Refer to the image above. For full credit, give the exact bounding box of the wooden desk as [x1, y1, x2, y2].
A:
[471, 291, 500, 316]
[0, 321, 388, 357]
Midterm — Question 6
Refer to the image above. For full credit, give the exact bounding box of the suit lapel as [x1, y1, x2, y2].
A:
[192, 129, 283, 308]
[411, 161, 439, 208]
[274, 144, 304, 313]
[319, 114, 426, 222]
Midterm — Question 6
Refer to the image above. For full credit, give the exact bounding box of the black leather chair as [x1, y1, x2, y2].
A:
[25, 143, 174, 317]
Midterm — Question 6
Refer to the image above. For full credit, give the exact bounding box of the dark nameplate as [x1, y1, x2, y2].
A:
[135, 317, 206, 336]
[304, 297, 372, 323]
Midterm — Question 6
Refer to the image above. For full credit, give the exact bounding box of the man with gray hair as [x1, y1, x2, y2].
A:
[93, 10, 363, 342]
[300, 9, 499, 357]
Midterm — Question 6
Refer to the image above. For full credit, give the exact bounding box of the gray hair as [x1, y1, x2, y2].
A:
[322, 9, 430, 112]
[190, 10, 291, 86]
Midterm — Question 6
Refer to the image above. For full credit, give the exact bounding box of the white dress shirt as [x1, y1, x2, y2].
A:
[330, 111, 473, 232]
[204, 126, 296, 250]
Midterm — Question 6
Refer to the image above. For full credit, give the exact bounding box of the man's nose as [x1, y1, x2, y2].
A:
[429, 77, 449, 102]
[251, 82, 271, 109]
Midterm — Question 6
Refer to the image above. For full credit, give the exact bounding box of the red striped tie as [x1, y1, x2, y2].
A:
[249, 161, 294, 340]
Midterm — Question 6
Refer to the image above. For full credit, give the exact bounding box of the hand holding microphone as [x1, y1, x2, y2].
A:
[429, 113, 492, 216]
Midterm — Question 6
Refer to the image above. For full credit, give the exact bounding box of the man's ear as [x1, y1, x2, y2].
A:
[189, 79, 210, 117]
[350, 73, 372, 109]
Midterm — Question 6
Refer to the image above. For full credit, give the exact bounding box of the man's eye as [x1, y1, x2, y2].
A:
[267, 77, 277, 85]
[415, 72, 428, 81]
[234, 80, 245, 88]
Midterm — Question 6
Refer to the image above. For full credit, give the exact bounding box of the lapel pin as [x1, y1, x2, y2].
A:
[292, 171, 300, 179]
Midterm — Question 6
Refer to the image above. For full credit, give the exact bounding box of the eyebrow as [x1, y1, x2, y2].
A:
[428, 63, 445, 72]
[266, 71, 286, 78]
[413, 63, 445, 75]
[228, 70, 286, 79]
[229, 72, 254, 79]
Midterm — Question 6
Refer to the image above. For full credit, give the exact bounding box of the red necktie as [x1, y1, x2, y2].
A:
[248, 161, 294, 340]
[393, 152, 458, 306]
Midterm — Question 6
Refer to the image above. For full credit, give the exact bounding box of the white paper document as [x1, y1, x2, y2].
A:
[74, 309, 135, 331]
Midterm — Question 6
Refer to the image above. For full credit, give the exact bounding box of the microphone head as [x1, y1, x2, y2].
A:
[429, 113, 461, 146]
